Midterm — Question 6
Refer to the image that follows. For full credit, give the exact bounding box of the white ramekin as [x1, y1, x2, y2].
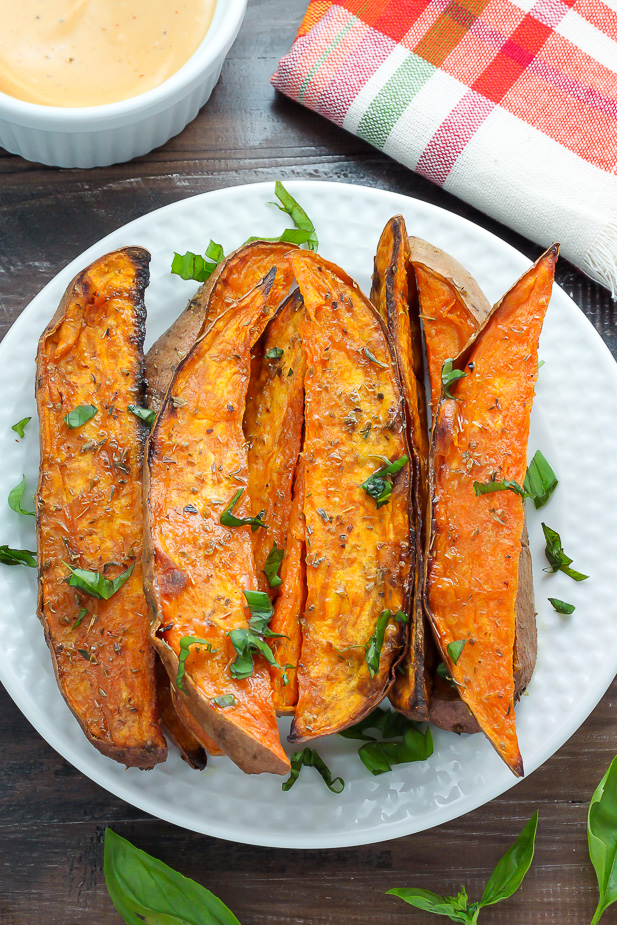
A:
[0, 0, 247, 168]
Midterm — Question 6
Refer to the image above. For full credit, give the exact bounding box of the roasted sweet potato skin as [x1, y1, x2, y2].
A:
[244, 290, 306, 593]
[288, 251, 411, 742]
[36, 247, 167, 769]
[155, 659, 207, 769]
[426, 246, 558, 775]
[170, 687, 225, 757]
[146, 242, 296, 413]
[371, 216, 430, 720]
[144, 270, 289, 775]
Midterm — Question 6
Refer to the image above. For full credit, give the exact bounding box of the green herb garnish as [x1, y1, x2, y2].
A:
[64, 563, 134, 600]
[548, 597, 575, 614]
[365, 609, 392, 677]
[473, 477, 526, 499]
[388, 811, 538, 922]
[63, 404, 97, 429]
[265, 347, 284, 360]
[211, 694, 236, 709]
[220, 489, 267, 532]
[128, 404, 156, 428]
[228, 590, 283, 680]
[524, 450, 558, 509]
[104, 829, 242, 925]
[361, 455, 408, 509]
[171, 240, 224, 282]
[176, 636, 217, 692]
[340, 706, 433, 776]
[263, 541, 284, 588]
[0, 545, 36, 567]
[8, 475, 35, 517]
[247, 181, 319, 251]
[12, 417, 31, 438]
[363, 347, 388, 369]
[72, 607, 87, 630]
[282, 747, 344, 793]
[447, 639, 467, 664]
[542, 523, 588, 581]
[441, 358, 467, 398]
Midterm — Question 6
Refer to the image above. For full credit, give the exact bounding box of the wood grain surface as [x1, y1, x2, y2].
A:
[1, 1, 616, 922]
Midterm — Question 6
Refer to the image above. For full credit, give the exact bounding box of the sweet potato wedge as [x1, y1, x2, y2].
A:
[36, 247, 167, 769]
[170, 687, 225, 757]
[146, 242, 296, 412]
[155, 658, 207, 769]
[409, 237, 491, 412]
[244, 290, 306, 592]
[269, 457, 306, 713]
[287, 251, 412, 742]
[426, 246, 558, 775]
[144, 269, 289, 775]
[371, 216, 431, 720]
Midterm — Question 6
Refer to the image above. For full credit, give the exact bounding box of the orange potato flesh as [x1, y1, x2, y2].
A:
[146, 242, 296, 412]
[427, 247, 557, 776]
[287, 251, 411, 742]
[269, 457, 306, 713]
[244, 290, 306, 593]
[145, 271, 289, 775]
[36, 247, 167, 768]
[415, 265, 481, 413]
[371, 217, 430, 719]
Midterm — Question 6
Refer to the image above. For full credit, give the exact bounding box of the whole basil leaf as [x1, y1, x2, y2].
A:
[479, 810, 538, 907]
[0, 545, 36, 567]
[64, 562, 134, 600]
[387, 887, 476, 923]
[8, 475, 35, 517]
[588, 755, 617, 924]
[104, 828, 241, 925]
[63, 404, 97, 429]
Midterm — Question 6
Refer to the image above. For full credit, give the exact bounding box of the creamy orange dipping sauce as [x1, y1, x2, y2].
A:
[0, 0, 216, 107]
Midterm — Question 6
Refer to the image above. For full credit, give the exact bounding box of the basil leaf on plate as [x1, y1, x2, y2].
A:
[282, 747, 344, 793]
[247, 181, 318, 251]
[104, 828, 241, 925]
[171, 240, 224, 283]
[359, 726, 433, 776]
[441, 359, 467, 399]
[128, 404, 156, 428]
[64, 563, 134, 600]
[63, 404, 97, 429]
[263, 541, 284, 588]
[0, 545, 36, 567]
[542, 523, 588, 581]
[176, 636, 217, 692]
[548, 597, 575, 614]
[524, 450, 558, 509]
[588, 755, 617, 925]
[8, 475, 35, 517]
[12, 416, 31, 438]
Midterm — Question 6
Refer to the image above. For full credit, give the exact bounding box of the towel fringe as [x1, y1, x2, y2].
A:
[583, 217, 617, 300]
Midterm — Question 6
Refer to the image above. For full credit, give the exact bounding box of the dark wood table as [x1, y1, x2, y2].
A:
[1, 2, 615, 922]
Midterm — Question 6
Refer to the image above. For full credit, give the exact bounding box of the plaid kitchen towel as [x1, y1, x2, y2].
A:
[273, 0, 617, 293]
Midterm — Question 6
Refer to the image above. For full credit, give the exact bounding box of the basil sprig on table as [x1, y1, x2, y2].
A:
[282, 747, 345, 793]
[388, 811, 539, 922]
[11, 416, 31, 438]
[8, 475, 35, 517]
[542, 523, 588, 581]
[441, 358, 467, 398]
[361, 455, 409, 509]
[247, 181, 319, 250]
[104, 828, 241, 925]
[64, 562, 134, 600]
[227, 590, 284, 680]
[63, 404, 97, 429]
[589, 755, 617, 924]
[128, 404, 156, 428]
[263, 541, 284, 588]
[176, 636, 218, 692]
[220, 488, 267, 532]
[171, 240, 225, 283]
[339, 706, 433, 775]
[0, 545, 36, 567]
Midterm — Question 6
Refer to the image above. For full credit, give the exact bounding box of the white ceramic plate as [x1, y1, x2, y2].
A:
[1, 181, 616, 849]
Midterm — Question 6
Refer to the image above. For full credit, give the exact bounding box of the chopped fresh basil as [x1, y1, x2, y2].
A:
[243, 589, 276, 635]
[211, 694, 236, 709]
[176, 636, 217, 692]
[361, 455, 409, 509]
[339, 706, 413, 742]
[12, 417, 31, 439]
[171, 240, 224, 282]
[394, 610, 409, 623]
[265, 347, 284, 360]
[363, 347, 389, 369]
[220, 488, 267, 532]
[63, 404, 97, 429]
[78, 648, 96, 663]
[263, 541, 284, 588]
[128, 404, 156, 428]
[548, 597, 575, 614]
[0, 545, 36, 567]
[524, 450, 558, 509]
[441, 358, 467, 399]
[8, 475, 35, 517]
[282, 747, 344, 793]
[447, 639, 467, 664]
[72, 607, 87, 630]
[542, 523, 588, 581]
[64, 562, 134, 600]
[436, 661, 456, 688]
[339, 706, 433, 776]
[247, 181, 319, 251]
[365, 610, 392, 677]
[228, 590, 284, 679]
[473, 477, 526, 499]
